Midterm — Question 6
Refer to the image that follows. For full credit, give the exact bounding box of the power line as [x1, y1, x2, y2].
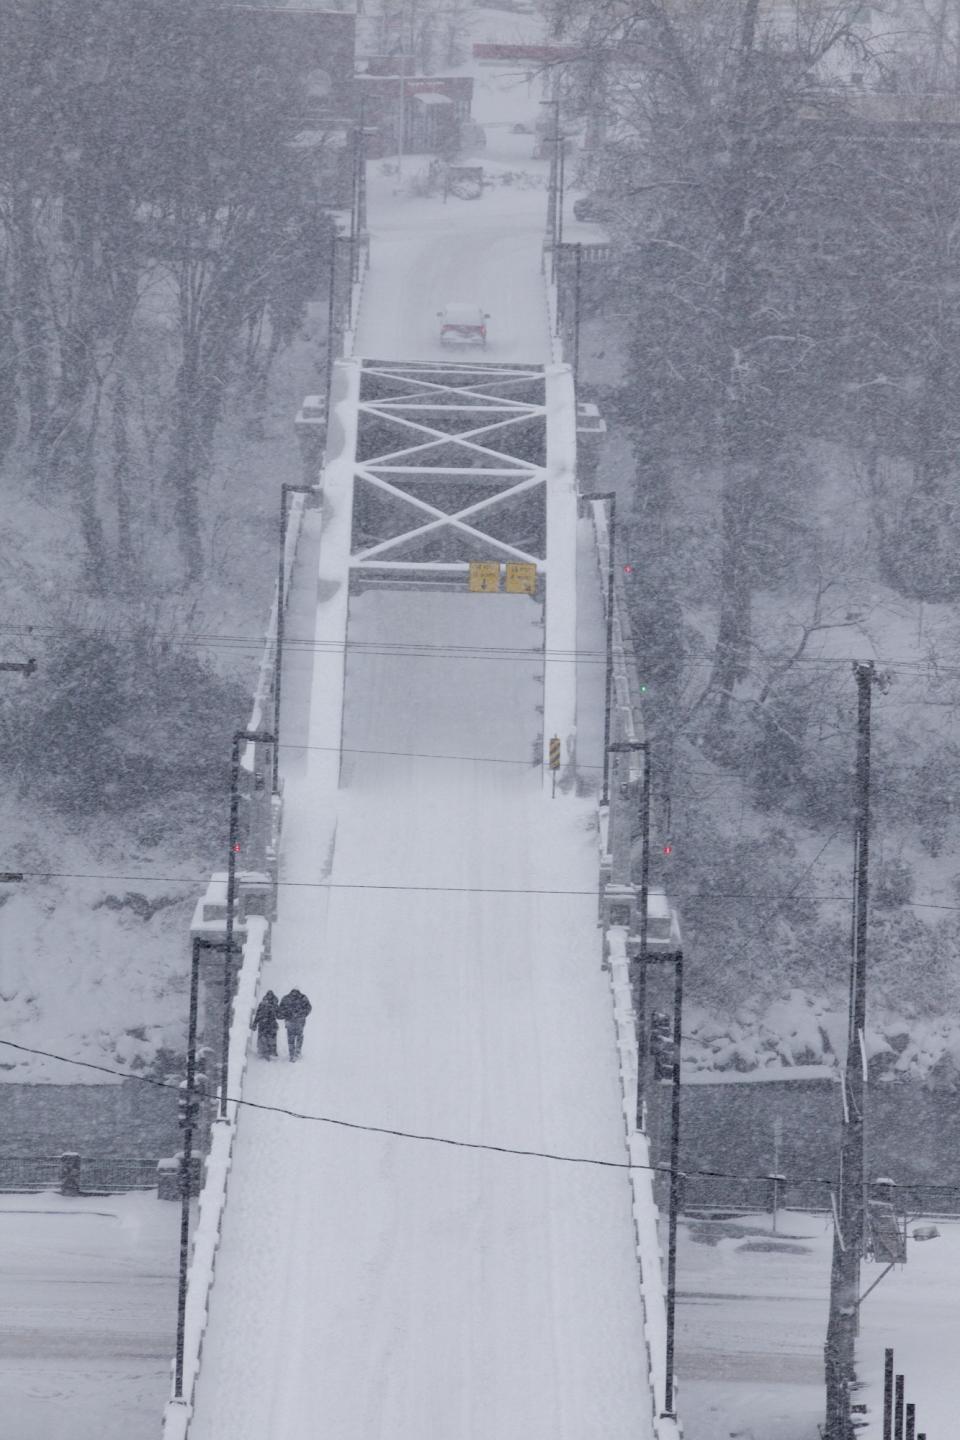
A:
[5, 621, 960, 676]
[2, 1035, 958, 1194]
[8, 867, 960, 912]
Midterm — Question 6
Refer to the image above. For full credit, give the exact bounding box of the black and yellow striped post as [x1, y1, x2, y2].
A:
[549, 734, 561, 797]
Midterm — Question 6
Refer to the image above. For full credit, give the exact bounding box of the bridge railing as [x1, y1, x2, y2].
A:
[606, 925, 681, 1440]
[587, 495, 681, 1438]
[162, 918, 268, 1440]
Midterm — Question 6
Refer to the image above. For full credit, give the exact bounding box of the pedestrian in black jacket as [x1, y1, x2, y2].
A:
[251, 990, 279, 1059]
[277, 988, 312, 1061]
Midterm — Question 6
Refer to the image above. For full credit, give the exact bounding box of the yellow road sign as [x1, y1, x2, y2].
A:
[549, 735, 561, 770]
[505, 562, 537, 595]
[469, 561, 501, 593]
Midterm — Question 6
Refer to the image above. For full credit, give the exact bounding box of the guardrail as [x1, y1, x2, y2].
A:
[0, 1153, 171, 1194]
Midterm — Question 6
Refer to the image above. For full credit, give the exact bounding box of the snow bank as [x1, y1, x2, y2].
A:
[605, 925, 682, 1440]
[341, 232, 370, 358]
[161, 916, 268, 1440]
[856, 1218, 960, 1439]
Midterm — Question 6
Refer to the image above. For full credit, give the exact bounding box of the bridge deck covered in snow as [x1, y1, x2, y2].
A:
[180, 44, 664, 1438]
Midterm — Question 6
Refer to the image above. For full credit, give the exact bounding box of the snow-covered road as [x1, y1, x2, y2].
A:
[188, 30, 657, 1439]
[354, 158, 553, 365]
[0, 1193, 178, 1440]
[188, 587, 655, 1440]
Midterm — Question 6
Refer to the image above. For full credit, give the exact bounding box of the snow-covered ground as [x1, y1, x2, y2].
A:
[0, 1191, 178, 1440]
[677, 1207, 960, 1439]
[857, 1217, 960, 1440]
[677, 1210, 831, 1440]
[355, 165, 553, 364]
[354, 11, 555, 364]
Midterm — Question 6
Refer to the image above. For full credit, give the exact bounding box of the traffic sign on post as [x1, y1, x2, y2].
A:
[549, 734, 561, 796]
[468, 561, 501, 592]
[505, 562, 537, 595]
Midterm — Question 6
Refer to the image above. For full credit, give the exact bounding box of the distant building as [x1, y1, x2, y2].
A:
[356, 67, 474, 157]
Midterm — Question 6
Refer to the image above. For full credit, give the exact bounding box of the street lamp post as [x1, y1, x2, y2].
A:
[540, 98, 560, 248]
[221, 728, 276, 1119]
[326, 228, 342, 404]
[172, 938, 233, 1399]
[172, 936, 201, 1401]
[273, 485, 316, 794]
[636, 740, 652, 1127]
[659, 946, 684, 1421]
[630, 944, 685, 1420]
[173, 935, 237, 1402]
[595, 492, 617, 807]
[572, 242, 583, 384]
[556, 134, 566, 257]
[395, 53, 413, 187]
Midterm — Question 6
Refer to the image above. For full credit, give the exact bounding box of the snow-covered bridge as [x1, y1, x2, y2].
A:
[345, 355, 577, 779]
[175, 368, 658, 1437]
[164, 50, 676, 1440]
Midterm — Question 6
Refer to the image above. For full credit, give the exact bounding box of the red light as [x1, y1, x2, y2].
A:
[232, 843, 241, 853]
[663, 843, 673, 856]
[623, 564, 634, 574]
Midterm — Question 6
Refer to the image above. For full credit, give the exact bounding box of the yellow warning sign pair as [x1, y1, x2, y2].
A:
[468, 561, 537, 595]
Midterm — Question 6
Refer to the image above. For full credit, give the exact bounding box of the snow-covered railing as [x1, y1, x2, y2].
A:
[161, 424, 323, 1433]
[342, 232, 371, 358]
[161, 917, 269, 1440]
[542, 242, 564, 365]
[591, 499, 681, 1433]
[240, 488, 309, 780]
[605, 925, 682, 1440]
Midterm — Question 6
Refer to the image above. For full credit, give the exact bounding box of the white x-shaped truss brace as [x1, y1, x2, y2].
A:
[351, 362, 548, 572]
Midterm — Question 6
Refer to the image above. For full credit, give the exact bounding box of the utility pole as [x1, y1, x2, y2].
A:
[595, 491, 617, 807]
[661, 947, 684, 1421]
[825, 659, 876, 1440]
[326, 229, 340, 405]
[396, 52, 408, 185]
[635, 739, 651, 1131]
[572, 241, 583, 386]
[541, 97, 560, 250]
[350, 119, 361, 285]
[556, 136, 566, 255]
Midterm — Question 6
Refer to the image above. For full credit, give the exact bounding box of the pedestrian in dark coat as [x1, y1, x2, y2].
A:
[251, 990, 279, 1059]
[277, 988, 312, 1061]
